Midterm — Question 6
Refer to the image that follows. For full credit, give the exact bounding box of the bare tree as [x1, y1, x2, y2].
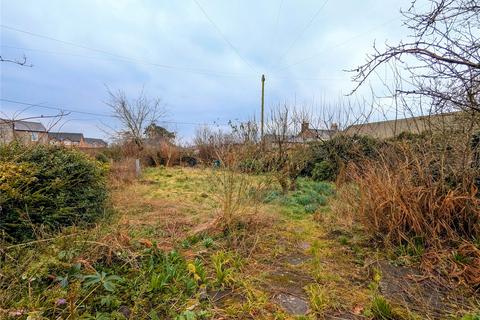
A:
[106, 87, 166, 147]
[265, 105, 311, 192]
[0, 54, 32, 67]
[351, 0, 480, 114]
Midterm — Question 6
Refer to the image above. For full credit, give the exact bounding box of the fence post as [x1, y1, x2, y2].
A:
[135, 159, 141, 177]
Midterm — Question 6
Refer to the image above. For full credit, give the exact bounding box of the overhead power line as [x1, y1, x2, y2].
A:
[276, 19, 398, 72]
[270, 0, 329, 70]
[0, 24, 256, 78]
[274, 0, 431, 72]
[192, 0, 257, 73]
[1, 44, 354, 82]
[267, 0, 284, 67]
[0, 98, 226, 126]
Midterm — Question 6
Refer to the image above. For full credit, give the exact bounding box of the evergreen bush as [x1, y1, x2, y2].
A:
[0, 143, 108, 242]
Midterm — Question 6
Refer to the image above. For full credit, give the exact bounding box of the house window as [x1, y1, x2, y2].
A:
[31, 132, 39, 142]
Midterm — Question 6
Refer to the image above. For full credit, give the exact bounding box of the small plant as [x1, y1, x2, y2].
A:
[99, 295, 121, 308]
[202, 237, 214, 248]
[368, 267, 382, 292]
[452, 251, 472, 264]
[56, 263, 82, 288]
[306, 284, 332, 313]
[83, 271, 123, 292]
[211, 251, 237, 287]
[338, 235, 349, 246]
[367, 295, 397, 320]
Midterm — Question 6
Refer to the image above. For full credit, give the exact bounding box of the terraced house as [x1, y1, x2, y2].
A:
[48, 132, 107, 148]
[0, 119, 48, 144]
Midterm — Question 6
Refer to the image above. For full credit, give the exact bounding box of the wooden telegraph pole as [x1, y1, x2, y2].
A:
[261, 74, 265, 145]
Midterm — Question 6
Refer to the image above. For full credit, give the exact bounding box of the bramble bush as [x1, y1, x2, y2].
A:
[0, 143, 108, 242]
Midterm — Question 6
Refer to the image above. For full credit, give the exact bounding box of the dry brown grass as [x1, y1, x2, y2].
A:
[349, 156, 480, 246]
[109, 158, 137, 187]
[342, 141, 480, 288]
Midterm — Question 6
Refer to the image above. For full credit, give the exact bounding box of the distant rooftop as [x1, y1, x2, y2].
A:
[0, 119, 47, 132]
[84, 137, 107, 146]
[48, 132, 84, 142]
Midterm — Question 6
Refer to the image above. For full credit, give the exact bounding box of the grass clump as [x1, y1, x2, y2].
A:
[367, 296, 398, 320]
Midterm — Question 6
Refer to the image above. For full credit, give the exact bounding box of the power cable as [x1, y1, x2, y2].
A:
[266, 0, 284, 69]
[0, 98, 226, 126]
[192, 0, 257, 73]
[270, 0, 329, 70]
[275, 19, 397, 72]
[0, 24, 256, 78]
[1, 44, 355, 81]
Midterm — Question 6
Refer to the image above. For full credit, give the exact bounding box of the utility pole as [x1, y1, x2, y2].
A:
[261, 74, 265, 144]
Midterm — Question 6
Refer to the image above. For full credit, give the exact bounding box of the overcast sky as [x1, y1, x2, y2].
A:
[0, 0, 413, 142]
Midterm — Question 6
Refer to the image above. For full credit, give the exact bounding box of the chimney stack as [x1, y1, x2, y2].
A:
[301, 122, 309, 133]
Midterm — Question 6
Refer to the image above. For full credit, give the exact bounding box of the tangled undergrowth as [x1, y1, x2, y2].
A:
[1, 161, 479, 319]
[339, 139, 480, 289]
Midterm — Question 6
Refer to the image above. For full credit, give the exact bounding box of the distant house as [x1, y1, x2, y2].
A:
[296, 122, 338, 142]
[0, 119, 48, 144]
[84, 138, 108, 148]
[49, 132, 108, 149]
[49, 132, 85, 147]
[263, 122, 338, 147]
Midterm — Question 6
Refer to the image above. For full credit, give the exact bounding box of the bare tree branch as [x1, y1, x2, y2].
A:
[349, 0, 480, 115]
[0, 54, 33, 67]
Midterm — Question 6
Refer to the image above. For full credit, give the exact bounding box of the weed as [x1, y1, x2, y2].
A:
[452, 251, 472, 264]
[175, 310, 209, 320]
[338, 235, 349, 246]
[306, 283, 333, 313]
[202, 237, 214, 248]
[83, 271, 123, 292]
[211, 251, 240, 287]
[366, 295, 397, 320]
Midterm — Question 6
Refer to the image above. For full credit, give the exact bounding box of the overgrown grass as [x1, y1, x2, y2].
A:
[2, 164, 477, 319]
[263, 178, 334, 217]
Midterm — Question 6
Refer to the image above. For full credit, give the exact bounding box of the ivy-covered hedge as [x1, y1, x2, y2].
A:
[0, 143, 108, 242]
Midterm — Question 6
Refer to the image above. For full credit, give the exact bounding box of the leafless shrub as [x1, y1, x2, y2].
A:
[264, 105, 313, 192]
[106, 87, 166, 147]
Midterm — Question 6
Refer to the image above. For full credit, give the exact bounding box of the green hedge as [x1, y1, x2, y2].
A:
[304, 134, 382, 181]
[0, 143, 108, 242]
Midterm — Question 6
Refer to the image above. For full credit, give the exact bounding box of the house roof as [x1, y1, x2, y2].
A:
[48, 132, 84, 142]
[0, 119, 47, 132]
[84, 138, 107, 146]
[303, 128, 335, 136]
